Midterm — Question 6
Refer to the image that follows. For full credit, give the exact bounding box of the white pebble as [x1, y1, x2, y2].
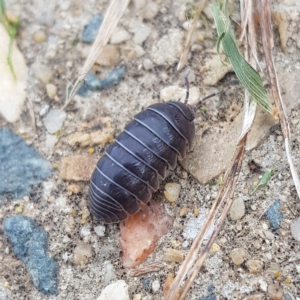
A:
[39, 104, 50, 116]
[259, 279, 267, 292]
[229, 198, 245, 220]
[264, 230, 275, 240]
[133, 25, 151, 45]
[110, 28, 131, 44]
[45, 134, 58, 149]
[133, 45, 145, 57]
[94, 225, 106, 237]
[103, 261, 116, 286]
[81, 225, 91, 237]
[143, 58, 154, 71]
[62, 235, 71, 243]
[143, 2, 159, 20]
[291, 217, 300, 242]
[152, 280, 160, 293]
[97, 280, 129, 300]
[43, 109, 66, 134]
[182, 240, 189, 248]
[46, 83, 57, 99]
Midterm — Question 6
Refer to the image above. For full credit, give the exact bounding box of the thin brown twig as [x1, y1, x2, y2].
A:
[258, 0, 300, 198]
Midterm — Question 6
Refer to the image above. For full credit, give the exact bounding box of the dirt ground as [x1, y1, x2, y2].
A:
[1, 0, 300, 299]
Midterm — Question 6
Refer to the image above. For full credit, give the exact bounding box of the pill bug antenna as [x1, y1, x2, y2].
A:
[193, 90, 223, 113]
[184, 75, 190, 104]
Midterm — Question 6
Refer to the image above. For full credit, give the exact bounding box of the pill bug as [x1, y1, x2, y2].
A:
[89, 83, 217, 223]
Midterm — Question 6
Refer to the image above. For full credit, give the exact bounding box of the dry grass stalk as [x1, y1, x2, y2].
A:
[258, 0, 300, 198]
[129, 262, 164, 277]
[177, 0, 206, 71]
[63, 0, 130, 109]
[166, 1, 258, 299]
[27, 97, 36, 133]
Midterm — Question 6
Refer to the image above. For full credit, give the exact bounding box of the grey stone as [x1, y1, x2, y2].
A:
[0, 128, 52, 204]
[3, 216, 58, 295]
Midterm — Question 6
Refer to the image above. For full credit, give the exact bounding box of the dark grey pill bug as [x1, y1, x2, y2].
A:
[89, 100, 196, 224]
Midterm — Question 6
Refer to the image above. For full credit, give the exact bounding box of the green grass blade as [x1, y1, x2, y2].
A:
[250, 169, 274, 195]
[0, 0, 19, 79]
[211, 3, 272, 113]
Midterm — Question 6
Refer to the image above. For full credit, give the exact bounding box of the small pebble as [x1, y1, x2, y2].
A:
[100, 244, 115, 259]
[133, 25, 151, 44]
[94, 225, 106, 237]
[182, 240, 189, 248]
[265, 201, 283, 230]
[210, 243, 220, 252]
[103, 261, 116, 286]
[180, 207, 188, 217]
[229, 197, 245, 220]
[33, 30, 47, 43]
[97, 280, 129, 300]
[82, 14, 103, 43]
[127, 50, 135, 59]
[164, 183, 181, 202]
[267, 283, 283, 300]
[67, 184, 81, 194]
[143, 2, 159, 20]
[45, 134, 58, 149]
[74, 243, 93, 266]
[163, 249, 184, 263]
[80, 225, 91, 237]
[265, 252, 272, 260]
[46, 83, 57, 99]
[60, 155, 98, 182]
[291, 217, 300, 242]
[246, 260, 264, 274]
[264, 230, 275, 240]
[110, 28, 131, 44]
[142, 278, 150, 288]
[259, 279, 267, 292]
[39, 104, 50, 116]
[229, 248, 248, 265]
[133, 294, 142, 300]
[65, 215, 75, 233]
[283, 294, 293, 300]
[32, 63, 54, 84]
[62, 235, 71, 243]
[143, 58, 154, 71]
[194, 208, 199, 216]
[152, 280, 160, 293]
[43, 109, 66, 134]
